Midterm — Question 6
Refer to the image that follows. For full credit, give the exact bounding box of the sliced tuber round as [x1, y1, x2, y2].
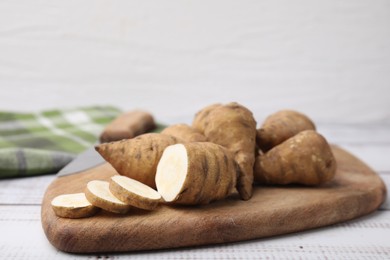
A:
[109, 175, 162, 210]
[85, 180, 131, 214]
[51, 193, 99, 219]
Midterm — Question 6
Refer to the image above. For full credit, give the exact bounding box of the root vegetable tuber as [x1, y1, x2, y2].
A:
[109, 175, 161, 210]
[99, 110, 156, 143]
[257, 110, 316, 152]
[51, 193, 99, 218]
[95, 133, 181, 188]
[192, 102, 257, 200]
[254, 130, 336, 185]
[85, 180, 131, 214]
[51, 104, 339, 220]
[155, 142, 238, 205]
[161, 124, 207, 142]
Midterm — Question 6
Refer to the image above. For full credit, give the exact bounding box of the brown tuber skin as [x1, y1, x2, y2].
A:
[95, 133, 181, 189]
[161, 124, 207, 142]
[192, 102, 257, 200]
[254, 130, 336, 186]
[99, 110, 156, 143]
[257, 110, 316, 152]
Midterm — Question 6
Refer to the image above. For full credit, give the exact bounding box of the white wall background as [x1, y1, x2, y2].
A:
[1, 0, 389, 125]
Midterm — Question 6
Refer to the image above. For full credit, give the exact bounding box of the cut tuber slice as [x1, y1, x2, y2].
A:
[85, 180, 131, 214]
[155, 142, 237, 205]
[110, 175, 162, 210]
[51, 193, 99, 218]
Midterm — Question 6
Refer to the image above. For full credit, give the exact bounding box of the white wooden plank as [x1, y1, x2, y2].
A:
[318, 124, 390, 145]
[0, 205, 389, 259]
[319, 125, 390, 172]
[379, 173, 390, 211]
[336, 144, 390, 172]
[0, 205, 63, 259]
[0, 175, 55, 205]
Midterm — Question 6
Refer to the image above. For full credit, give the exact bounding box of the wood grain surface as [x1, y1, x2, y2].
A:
[41, 146, 386, 253]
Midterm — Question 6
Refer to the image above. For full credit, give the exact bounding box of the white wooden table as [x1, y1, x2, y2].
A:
[0, 122, 389, 259]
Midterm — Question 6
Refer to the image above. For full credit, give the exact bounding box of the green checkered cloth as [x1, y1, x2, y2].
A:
[0, 106, 122, 179]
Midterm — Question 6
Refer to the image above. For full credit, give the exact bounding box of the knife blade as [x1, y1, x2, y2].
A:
[57, 146, 105, 177]
[56, 111, 165, 177]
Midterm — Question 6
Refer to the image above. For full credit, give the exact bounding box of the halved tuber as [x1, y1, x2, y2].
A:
[257, 110, 316, 152]
[85, 180, 131, 214]
[192, 102, 257, 200]
[110, 175, 161, 210]
[95, 133, 181, 188]
[254, 130, 336, 185]
[155, 142, 238, 205]
[51, 193, 99, 218]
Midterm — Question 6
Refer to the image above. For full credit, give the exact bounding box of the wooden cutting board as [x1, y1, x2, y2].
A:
[41, 146, 386, 253]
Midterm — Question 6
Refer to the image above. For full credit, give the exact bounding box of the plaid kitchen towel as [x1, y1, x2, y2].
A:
[0, 106, 122, 178]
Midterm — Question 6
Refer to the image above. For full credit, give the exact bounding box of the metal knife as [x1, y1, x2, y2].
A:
[56, 114, 165, 177]
[57, 145, 106, 177]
